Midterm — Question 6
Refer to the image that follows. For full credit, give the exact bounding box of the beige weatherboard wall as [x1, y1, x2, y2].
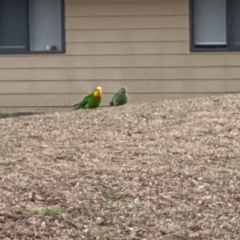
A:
[0, 0, 239, 112]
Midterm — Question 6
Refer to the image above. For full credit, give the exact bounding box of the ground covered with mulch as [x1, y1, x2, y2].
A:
[0, 94, 240, 240]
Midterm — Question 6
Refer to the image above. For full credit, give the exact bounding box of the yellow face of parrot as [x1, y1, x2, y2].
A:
[93, 86, 103, 98]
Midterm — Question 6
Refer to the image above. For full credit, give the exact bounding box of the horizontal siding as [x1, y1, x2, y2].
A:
[1, 67, 240, 81]
[0, 56, 69, 69]
[0, 93, 223, 108]
[0, 69, 68, 81]
[67, 0, 188, 4]
[66, 29, 189, 42]
[66, 16, 189, 30]
[0, 67, 240, 80]
[0, 79, 229, 94]
[65, 3, 188, 16]
[3, 54, 240, 68]
[1, 0, 240, 111]
[66, 42, 190, 55]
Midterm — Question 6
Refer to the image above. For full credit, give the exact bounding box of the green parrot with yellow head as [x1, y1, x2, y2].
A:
[73, 86, 103, 110]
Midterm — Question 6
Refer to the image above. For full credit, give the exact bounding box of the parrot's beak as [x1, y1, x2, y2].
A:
[121, 87, 126, 94]
[94, 89, 101, 98]
[94, 86, 102, 98]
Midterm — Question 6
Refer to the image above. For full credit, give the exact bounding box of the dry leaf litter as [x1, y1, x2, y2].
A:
[0, 94, 240, 240]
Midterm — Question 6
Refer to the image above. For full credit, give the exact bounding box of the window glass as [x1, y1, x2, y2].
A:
[193, 0, 226, 46]
[0, 0, 28, 50]
[0, 0, 64, 54]
[29, 0, 63, 51]
[228, 0, 240, 49]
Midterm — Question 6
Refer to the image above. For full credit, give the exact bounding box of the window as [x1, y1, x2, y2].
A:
[190, 0, 240, 51]
[0, 0, 65, 54]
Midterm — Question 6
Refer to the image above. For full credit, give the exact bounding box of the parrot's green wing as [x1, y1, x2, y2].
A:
[73, 91, 102, 110]
[109, 92, 118, 106]
[86, 94, 101, 109]
[73, 92, 92, 110]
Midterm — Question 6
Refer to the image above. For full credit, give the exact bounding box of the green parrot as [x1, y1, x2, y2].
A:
[73, 86, 103, 110]
[109, 87, 128, 107]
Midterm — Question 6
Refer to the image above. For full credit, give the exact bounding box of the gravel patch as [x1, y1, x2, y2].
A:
[0, 94, 240, 239]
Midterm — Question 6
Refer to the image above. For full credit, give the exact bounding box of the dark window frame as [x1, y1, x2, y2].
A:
[0, 0, 66, 55]
[189, 0, 240, 52]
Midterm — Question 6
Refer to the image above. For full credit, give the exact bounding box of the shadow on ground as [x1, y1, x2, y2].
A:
[0, 112, 44, 119]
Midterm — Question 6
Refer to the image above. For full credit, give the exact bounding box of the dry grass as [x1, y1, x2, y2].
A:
[0, 94, 240, 240]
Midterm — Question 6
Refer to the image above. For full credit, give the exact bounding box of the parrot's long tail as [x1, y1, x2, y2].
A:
[72, 104, 78, 111]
